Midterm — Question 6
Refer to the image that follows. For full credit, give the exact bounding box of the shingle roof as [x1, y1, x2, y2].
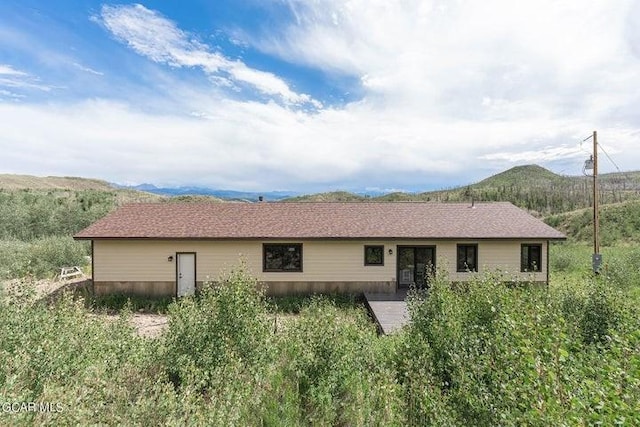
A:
[74, 202, 566, 240]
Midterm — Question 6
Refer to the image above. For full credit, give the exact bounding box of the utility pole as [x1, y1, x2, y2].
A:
[584, 130, 601, 273]
[592, 131, 600, 261]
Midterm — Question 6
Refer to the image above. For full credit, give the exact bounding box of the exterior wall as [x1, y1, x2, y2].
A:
[92, 239, 548, 296]
[438, 240, 548, 283]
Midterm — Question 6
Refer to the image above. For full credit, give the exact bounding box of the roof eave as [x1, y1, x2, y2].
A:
[73, 235, 568, 241]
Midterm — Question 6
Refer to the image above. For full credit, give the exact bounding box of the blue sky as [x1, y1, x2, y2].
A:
[1, 1, 639, 192]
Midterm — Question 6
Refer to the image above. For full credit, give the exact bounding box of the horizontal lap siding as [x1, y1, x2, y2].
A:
[93, 239, 548, 284]
[444, 240, 547, 282]
[263, 241, 395, 282]
[94, 240, 260, 282]
[93, 240, 396, 283]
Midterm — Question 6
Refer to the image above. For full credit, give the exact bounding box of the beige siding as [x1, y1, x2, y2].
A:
[440, 240, 548, 282]
[93, 240, 396, 283]
[93, 239, 548, 288]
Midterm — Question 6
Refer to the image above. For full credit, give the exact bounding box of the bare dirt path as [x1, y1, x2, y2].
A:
[125, 313, 168, 338]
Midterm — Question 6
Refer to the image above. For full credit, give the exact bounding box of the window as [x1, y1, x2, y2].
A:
[263, 244, 302, 272]
[364, 245, 384, 266]
[457, 244, 478, 272]
[521, 244, 542, 272]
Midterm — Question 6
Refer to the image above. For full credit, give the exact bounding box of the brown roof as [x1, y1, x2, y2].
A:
[74, 202, 566, 240]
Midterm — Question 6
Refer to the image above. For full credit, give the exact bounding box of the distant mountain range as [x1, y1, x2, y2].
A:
[114, 183, 299, 202]
[114, 184, 394, 201]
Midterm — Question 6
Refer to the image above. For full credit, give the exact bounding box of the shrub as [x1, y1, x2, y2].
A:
[0, 240, 30, 279]
[0, 284, 166, 426]
[278, 297, 404, 426]
[162, 264, 273, 423]
[0, 237, 89, 279]
[27, 236, 89, 278]
[578, 280, 622, 345]
[405, 271, 640, 425]
[603, 247, 640, 288]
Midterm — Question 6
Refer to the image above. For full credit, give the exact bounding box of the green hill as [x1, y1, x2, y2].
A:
[545, 200, 640, 245]
[474, 164, 565, 188]
[284, 191, 366, 202]
[285, 165, 640, 218]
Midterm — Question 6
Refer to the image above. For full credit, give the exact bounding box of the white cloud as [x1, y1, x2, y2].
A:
[0, 64, 56, 92]
[0, 64, 28, 76]
[257, 0, 639, 118]
[1, 1, 639, 191]
[72, 62, 104, 76]
[97, 4, 319, 107]
[480, 146, 586, 163]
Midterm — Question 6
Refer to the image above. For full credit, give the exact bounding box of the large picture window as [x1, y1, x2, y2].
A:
[457, 244, 478, 272]
[263, 244, 303, 272]
[364, 245, 384, 266]
[521, 244, 542, 272]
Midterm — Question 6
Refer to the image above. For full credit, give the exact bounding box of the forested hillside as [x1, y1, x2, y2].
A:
[288, 165, 640, 216]
[546, 200, 640, 245]
[0, 174, 160, 279]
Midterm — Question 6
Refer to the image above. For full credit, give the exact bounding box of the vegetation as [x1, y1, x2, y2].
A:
[546, 200, 640, 245]
[0, 177, 224, 279]
[286, 165, 640, 216]
[1, 249, 639, 425]
[0, 174, 116, 191]
[284, 190, 366, 202]
[0, 237, 89, 280]
[0, 189, 115, 279]
[89, 294, 174, 314]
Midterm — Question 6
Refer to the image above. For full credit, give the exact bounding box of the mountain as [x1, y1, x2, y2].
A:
[120, 184, 297, 202]
[284, 165, 640, 216]
[474, 164, 565, 188]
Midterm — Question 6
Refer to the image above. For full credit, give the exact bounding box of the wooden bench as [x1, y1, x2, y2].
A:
[58, 266, 83, 281]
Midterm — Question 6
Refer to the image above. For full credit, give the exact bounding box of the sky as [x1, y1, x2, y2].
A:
[1, 0, 639, 193]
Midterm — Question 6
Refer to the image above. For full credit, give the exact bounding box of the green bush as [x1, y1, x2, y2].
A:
[0, 240, 30, 279]
[89, 294, 173, 314]
[277, 297, 404, 426]
[162, 265, 273, 424]
[0, 189, 115, 241]
[404, 271, 640, 425]
[0, 284, 168, 426]
[603, 246, 640, 288]
[0, 237, 89, 279]
[28, 237, 89, 278]
[579, 280, 622, 345]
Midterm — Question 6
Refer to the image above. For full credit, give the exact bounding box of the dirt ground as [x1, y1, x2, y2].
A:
[1, 276, 169, 338]
[93, 312, 169, 338]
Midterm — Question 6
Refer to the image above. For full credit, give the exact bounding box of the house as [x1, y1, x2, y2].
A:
[73, 202, 566, 297]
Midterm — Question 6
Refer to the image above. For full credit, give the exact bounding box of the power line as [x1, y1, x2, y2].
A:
[598, 142, 623, 174]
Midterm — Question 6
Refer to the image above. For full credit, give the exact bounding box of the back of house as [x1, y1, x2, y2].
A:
[74, 201, 566, 297]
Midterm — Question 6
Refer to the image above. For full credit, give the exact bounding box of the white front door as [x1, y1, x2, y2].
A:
[177, 253, 196, 297]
